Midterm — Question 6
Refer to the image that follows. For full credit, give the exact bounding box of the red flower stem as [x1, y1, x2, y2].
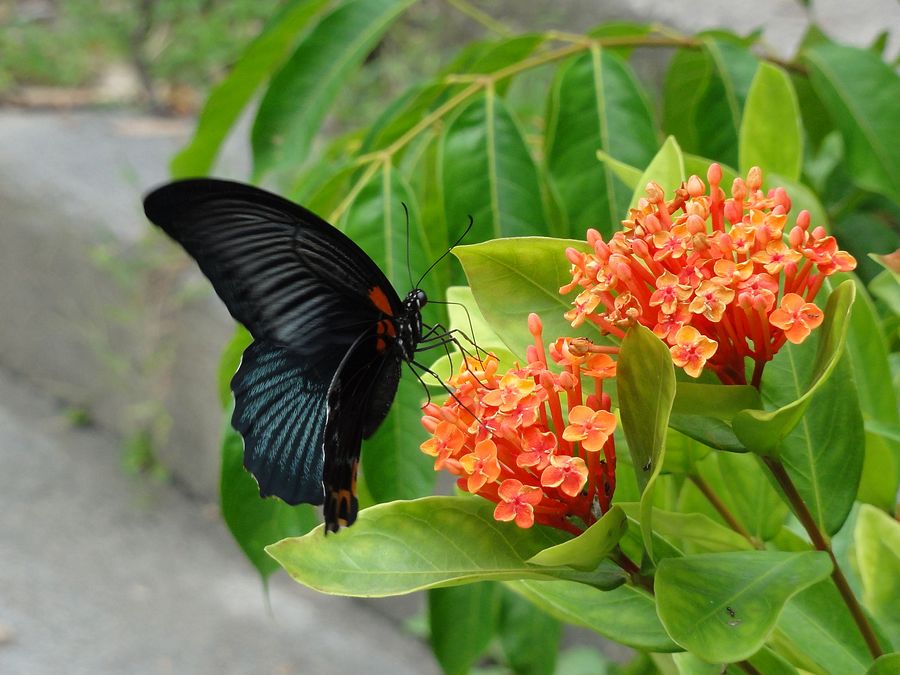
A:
[763, 457, 884, 659]
[750, 358, 766, 390]
[586, 314, 626, 339]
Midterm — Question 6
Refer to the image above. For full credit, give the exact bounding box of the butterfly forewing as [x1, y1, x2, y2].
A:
[144, 179, 404, 356]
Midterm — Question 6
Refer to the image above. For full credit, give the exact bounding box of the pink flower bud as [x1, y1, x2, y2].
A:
[707, 163, 722, 187]
[789, 225, 806, 248]
[796, 210, 810, 230]
[642, 213, 661, 233]
[645, 181, 664, 203]
[586, 228, 603, 247]
[686, 213, 706, 234]
[747, 166, 762, 191]
[731, 178, 747, 202]
[687, 175, 705, 197]
[528, 312, 543, 337]
[812, 226, 827, 240]
[565, 247, 583, 265]
[724, 200, 743, 225]
[773, 187, 791, 213]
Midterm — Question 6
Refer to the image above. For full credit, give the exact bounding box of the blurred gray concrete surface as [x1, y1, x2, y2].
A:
[0, 366, 437, 675]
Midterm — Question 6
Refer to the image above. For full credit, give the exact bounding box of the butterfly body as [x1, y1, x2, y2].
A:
[143, 179, 426, 532]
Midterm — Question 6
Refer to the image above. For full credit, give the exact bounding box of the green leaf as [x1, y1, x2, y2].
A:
[629, 136, 686, 209]
[774, 579, 873, 675]
[655, 551, 832, 662]
[454, 237, 599, 359]
[545, 47, 658, 238]
[679, 452, 788, 543]
[732, 280, 856, 456]
[693, 38, 759, 168]
[669, 382, 761, 452]
[619, 503, 754, 554]
[856, 504, 900, 646]
[617, 324, 676, 492]
[170, 0, 332, 177]
[506, 579, 678, 652]
[441, 91, 547, 240]
[528, 506, 627, 571]
[739, 62, 802, 180]
[663, 48, 714, 154]
[869, 654, 900, 675]
[617, 324, 675, 561]
[429, 582, 500, 675]
[217, 325, 253, 409]
[267, 496, 624, 596]
[220, 423, 318, 581]
[498, 588, 561, 675]
[251, 0, 414, 177]
[805, 42, 900, 201]
[595, 148, 642, 189]
[838, 274, 900, 511]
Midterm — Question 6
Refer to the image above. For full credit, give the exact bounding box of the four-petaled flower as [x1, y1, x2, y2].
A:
[563, 405, 617, 452]
[458, 438, 502, 493]
[493, 480, 544, 529]
[669, 325, 718, 378]
[540, 455, 589, 498]
[769, 293, 824, 344]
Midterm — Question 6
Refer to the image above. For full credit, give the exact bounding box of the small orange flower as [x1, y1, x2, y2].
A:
[769, 293, 824, 344]
[540, 455, 588, 497]
[482, 372, 535, 412]
[459, 439, 502, 493]
[419, 421, 465, 470]
[689, 280, 734, 322]
[493, 479, 543, 528]
[562, 405, 617, 452]
[669, 326, 718, 378]
[650, 271, 692, 314]
[516, 427, 557, 471]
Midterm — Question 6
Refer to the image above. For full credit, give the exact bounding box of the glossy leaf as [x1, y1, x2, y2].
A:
[617, 324, 676, 492]
[679, 451, 788, 543]
[732, 280, 856, 457]
[454, 237, 601, 359]
[619, 503, 754, 554]
[267, 496, 624, 596]
[655, 551, 832, 662]
[856, 504, 900, 646]
[170, 0, 332, 177]
[506, 579, 679, 652]
[805, 42, 900, 201]
[429, 582, 500, 675]
[251, 0, 414, 177]
[545, 47, 658, 238]
[441, 92, 546, 241]
[838, 274, 900, 511]
[869, 654, 900, 675]
[528, 506, 627, 571]
[220, 422, 319, 580]
[618, 324, 676, 562]
[663, 48, 714, 154]
[739, 62, 802, 180]
[498, 588, 561, 675]
[629, 135, 685, 209]
[669, 382, 760, 452]
[774, 579, 873, 674]
[693, 38, 759, 168]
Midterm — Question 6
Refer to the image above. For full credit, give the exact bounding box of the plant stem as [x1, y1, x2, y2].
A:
[737, 660, 764, 675]
[763, 457, 884, 659]
[444, 0, 514, 37]
[689, 474, 762, 549]
[613, 548, 654, 594]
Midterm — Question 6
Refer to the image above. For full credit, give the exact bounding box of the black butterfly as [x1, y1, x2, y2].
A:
[143, 179, 431, 532]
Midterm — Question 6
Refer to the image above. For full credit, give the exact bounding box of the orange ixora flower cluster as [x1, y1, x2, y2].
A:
[420, 315, 618, 533]
[561, 165, 856, 386]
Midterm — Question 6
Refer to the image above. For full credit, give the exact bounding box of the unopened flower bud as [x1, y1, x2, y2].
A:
[747, 166, 762, 191]
[707, 162, 722, 187]
[687, 174, 705, 198]
[796, 210, 810, 230]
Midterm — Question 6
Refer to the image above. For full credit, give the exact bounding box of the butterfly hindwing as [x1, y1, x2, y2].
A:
[144, 179, 404, 358]
[231, 340, 334, 506]
[322, 330, 403, 531]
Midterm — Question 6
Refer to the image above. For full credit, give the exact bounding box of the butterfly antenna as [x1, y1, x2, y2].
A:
[424, 299, 486, 361]
[414, 215, 474, 290]
[402, 202, 414, 290]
